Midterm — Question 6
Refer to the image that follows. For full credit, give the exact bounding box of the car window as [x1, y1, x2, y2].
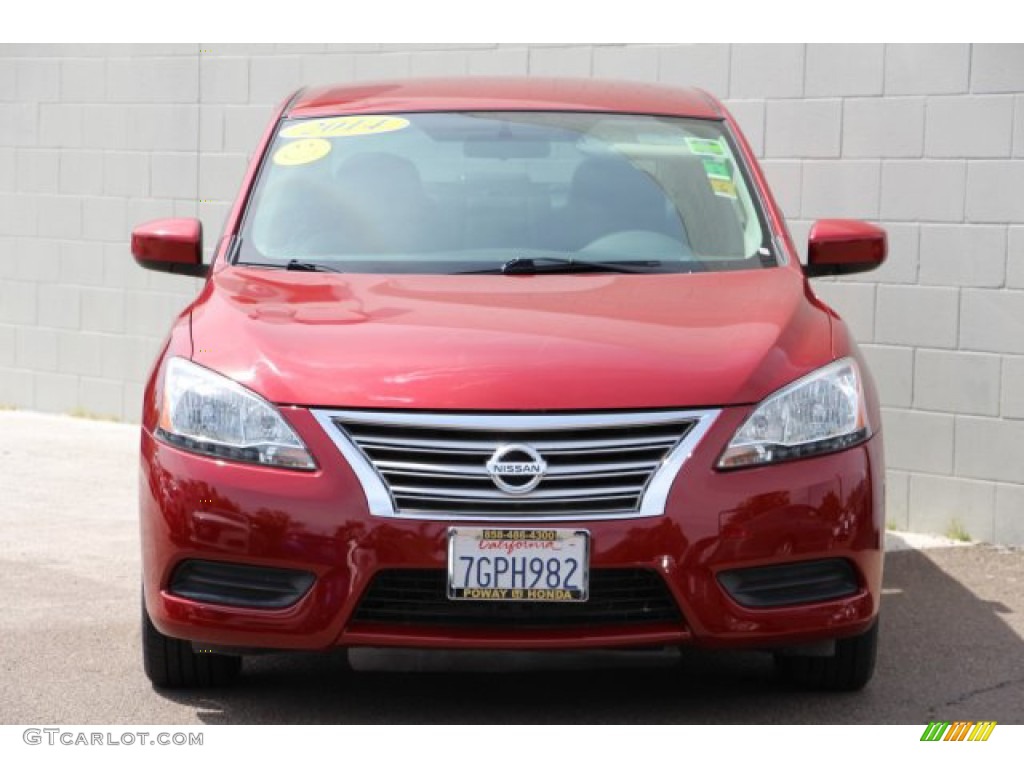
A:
[237, 111, 775, 274]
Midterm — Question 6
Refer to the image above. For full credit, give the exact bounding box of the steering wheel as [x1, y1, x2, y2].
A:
[580, 230, 695, 260]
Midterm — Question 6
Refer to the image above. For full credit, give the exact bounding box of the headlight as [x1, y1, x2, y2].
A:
[156, 357, 316, 470]
[717, 358, 870, 470]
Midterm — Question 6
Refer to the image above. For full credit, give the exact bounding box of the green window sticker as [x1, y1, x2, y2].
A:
[685, 137, 727, 158]
[702, 158, 731, 180]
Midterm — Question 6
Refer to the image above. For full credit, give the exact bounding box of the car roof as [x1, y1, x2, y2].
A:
[287, 77, 724, 120]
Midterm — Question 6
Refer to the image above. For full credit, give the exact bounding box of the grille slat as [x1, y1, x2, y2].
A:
[352, 569, 683, 629]
[326, 411, 699, 520]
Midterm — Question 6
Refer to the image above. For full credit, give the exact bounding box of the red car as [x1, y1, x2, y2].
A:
[133, 78, 887, 692]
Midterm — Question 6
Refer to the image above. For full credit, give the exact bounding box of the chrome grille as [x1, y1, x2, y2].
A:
[312, 409, 719, 521]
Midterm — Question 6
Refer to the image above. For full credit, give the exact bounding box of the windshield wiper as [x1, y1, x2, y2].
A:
[464, 256, 659, 275]
[283, 259, 346, 273]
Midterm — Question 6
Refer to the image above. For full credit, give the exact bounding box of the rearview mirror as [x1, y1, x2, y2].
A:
[804, 219, 887, 278]
[131, 218, 208, 277]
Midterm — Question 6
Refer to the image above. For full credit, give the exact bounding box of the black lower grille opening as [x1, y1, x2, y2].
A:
[352, 568, 683, 629]
[717, 558, 859, 608]
[169, 560, 315, 609]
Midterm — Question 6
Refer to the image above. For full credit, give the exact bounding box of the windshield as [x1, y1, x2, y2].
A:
[236, 111, 776, 274]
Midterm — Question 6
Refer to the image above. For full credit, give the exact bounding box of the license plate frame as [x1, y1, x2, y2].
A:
[447, 527, 590, 603]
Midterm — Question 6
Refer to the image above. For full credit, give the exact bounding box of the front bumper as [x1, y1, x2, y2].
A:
[140, 406, 884, 652]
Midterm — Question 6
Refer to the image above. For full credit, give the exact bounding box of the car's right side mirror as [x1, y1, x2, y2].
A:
[804, 219, 887, 278]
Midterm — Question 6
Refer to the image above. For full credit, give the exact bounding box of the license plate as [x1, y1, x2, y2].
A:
[447, 528, 590, 602]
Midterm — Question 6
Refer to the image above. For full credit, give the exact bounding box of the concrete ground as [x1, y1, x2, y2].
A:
[1, 410, 1021, 724]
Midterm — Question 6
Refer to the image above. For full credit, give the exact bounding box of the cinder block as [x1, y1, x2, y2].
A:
[860, 344, 913, 407]
[353, 53, 411, 81]
[58, 330, 103, 377]
[408, 51, 470, 78]
[103, 241, 149, 291]
[103, 151, 150, 197]
[800, 161, 880, 219]
[273, 44, 327, 55]
[200, 57, 249, 103]
[925, 95, 1013, 158]
[0, 194, 37, 236]
[528, 47, 591, 77]
[845, 223, 919, 284]
[33, 370, 79, 413]
[875, 284, 959, 348]
[909, 475, 995, 542]
[80, 287, 124, 333]
[39, 103, 83, 148]
[885, 470, 910, 530]
[59, 240, 105, 287]
[881, 407, 954, 474]
[107, 57, 198, 103]
[199, 105, 224, 152]
[0, 148, 13, 193]
[467, 48, 528, 77]
[1000, 355, 1024, 418]
[1015, 95, 1024, 157]
[722, 100, 764, 156]
[81, 196, 128, 242]
[60, 58, 106, 101]
[80, 104, 128, 150]
[960, 288, 1024, 354]
[0, 324, 14, 366]
[880, 161, 966, 222]
[13, 238, 60, 282]
[79, 376, 124, 420]
[128, 198, 175, 228]
[970, 44, 1024, 93]
[122, 380, 145, 423]
[0, 60, 15, 100]
[37, 283, 79, 329]
[766, 99, 841, 158]
[124, 105, 198, 152]
[198, 154, 248, 202]
[842, 97, 925, 158]
[918, 224, 1006, 287]
[884, 44, 969, 95]
[15, 58, 59, 102]
[955, 415, 1024, 483]
[35, 195, 82, 240]
[59, 150, 104, 195]
[593, 45, 658, 82]
[965, 161, 1024, 223]
[0, 104, 37, 147]
[810, 281, 875, 341]
[151, 152, 197, 199]
[805, 44, 883, 97]
[0, 367, 33, 408]
[224, 106, 270, 153]
[15, 326, 58, 371]
[16, 149, 59, 193]
[760, 160, 801, 219]
[657, 44, 729, 95]
[994, 484, 1024, 546]
[123, 291, 189, 338]
[914, 349, 1001, 416]
[729, 44, 803, 98]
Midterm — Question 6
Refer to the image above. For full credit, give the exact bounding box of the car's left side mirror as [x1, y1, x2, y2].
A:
[131, 218, 209, 278]
[804, 219, 887, 278]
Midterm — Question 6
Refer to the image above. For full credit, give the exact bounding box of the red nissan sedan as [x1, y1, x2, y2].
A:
[132, 78, 887, 692]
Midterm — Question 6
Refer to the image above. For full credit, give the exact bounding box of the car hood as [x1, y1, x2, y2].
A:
[189, 266, 832, 410]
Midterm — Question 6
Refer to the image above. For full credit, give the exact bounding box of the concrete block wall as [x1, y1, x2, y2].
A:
[1, 43, 1022, 544]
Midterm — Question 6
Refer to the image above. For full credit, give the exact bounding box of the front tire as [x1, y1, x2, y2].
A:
[142, 597, 241, 689]
[774, 620, 878, 692]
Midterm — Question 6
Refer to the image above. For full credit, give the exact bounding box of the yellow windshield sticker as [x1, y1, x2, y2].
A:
[710, 177, 737, 199]
[272, 138, 332, 166]
[280, 115, 410, 139]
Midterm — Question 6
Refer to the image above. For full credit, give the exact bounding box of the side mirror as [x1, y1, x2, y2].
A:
[804, 219, 887, 278]
[131, 218, 208, 277]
